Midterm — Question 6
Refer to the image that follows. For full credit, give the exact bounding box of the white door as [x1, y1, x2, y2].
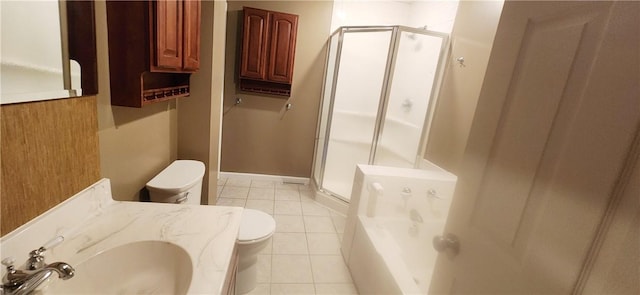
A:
[430, 1, 640, 294]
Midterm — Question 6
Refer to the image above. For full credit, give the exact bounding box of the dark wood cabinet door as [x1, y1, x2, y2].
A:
[107, 0, 199, 107]
[267, 12, 297, 84]
[154, 0, 183, 70]
[182, 0, 200, 71]
[240, 7, 269, 80]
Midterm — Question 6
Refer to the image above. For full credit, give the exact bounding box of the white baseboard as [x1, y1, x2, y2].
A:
[219, 171, 309, 185]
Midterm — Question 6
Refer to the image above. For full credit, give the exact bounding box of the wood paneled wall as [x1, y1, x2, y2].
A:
[1, 97, 100, 235]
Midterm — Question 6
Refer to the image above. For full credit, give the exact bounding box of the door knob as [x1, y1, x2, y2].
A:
[433, 233, 460, 255]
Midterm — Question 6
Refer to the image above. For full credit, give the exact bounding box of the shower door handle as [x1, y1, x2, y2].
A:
[433, 233, 460, 256]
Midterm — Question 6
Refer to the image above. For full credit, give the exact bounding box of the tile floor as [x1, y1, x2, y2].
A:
[216, 176, 359, 295]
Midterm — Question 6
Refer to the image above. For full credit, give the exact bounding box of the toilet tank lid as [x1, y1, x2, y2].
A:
[146, 160, 205, 192]
[238, 209, 276, 242]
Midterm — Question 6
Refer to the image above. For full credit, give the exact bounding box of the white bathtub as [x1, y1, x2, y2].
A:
[342, 164, 457, 294]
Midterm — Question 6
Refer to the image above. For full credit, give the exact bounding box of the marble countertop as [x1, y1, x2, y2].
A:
[0, 179, 243, 294]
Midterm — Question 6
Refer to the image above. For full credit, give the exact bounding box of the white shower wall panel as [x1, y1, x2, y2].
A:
[329, 111, 377, 143]
[323, 112, 427, 198]
[323, 139, 370, 198]
[331, 31, 392, 114]
[314, 26, 449, 202]
[330, 0, 459, 34]
[376, 117, 422, 167]
[384, 33, 443, 127]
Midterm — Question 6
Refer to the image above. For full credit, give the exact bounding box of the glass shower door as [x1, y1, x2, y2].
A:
[374, 30, 448, 168]
[313, 33, 339, 187]
[321, 29, 392, 200]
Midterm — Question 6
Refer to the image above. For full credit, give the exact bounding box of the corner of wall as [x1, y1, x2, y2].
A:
[94, 0, 179, 202]
[177, 0, 227, 205]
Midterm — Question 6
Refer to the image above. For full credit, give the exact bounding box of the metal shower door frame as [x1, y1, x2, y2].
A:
[312, 26, 449, 201]
[374, 26, 450, 167]
[313, 26, 396, 200]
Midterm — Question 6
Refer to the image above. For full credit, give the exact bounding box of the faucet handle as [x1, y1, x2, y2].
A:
[427, 189, 442, 199]
[27, 247, 46, 270]
[25, 237, 64, 271]
[2, 257, 15, 269]
[2, 257, 18, 277]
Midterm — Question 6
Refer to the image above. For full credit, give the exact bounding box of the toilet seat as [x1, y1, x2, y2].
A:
[237, 209, 276, 244]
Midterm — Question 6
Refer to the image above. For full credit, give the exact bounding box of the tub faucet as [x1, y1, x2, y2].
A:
[410, 209, 423, 224]
[1, 247, 75, 295]
[409, 209, 424, 236]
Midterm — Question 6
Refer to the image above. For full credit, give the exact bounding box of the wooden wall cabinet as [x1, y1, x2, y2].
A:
[239, 7, 298, 96]
[106, 0, 201, 108]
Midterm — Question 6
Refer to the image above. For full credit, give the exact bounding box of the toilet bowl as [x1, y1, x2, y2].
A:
[236, 209, 276, 294]
[146, 162, 275, 294]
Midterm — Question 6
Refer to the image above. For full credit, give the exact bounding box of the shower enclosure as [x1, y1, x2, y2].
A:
[313, 26, 449, 201]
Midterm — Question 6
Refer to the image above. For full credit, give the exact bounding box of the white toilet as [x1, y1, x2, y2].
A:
[146, 160, 205, 205]
[146, 161, 276, 295]
[236, 209, 276, 294]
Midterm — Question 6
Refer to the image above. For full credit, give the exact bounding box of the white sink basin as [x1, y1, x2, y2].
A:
[42, 240, 192, 294]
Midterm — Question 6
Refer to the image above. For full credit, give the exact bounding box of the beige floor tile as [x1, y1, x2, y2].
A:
[306, 233, 341, 255]
[331, 214, 347, 233]
[246, 199, 275, 215]
[260, 238, 273, 255]
[247, 283, 271, 295]
[274, 215, 305, 233]
[314, 283, 358, 295]
[251, 179, 276, 188]
[299, 189, 316, 202]
[271, 255, 313, 283]
[221, 176, 362, 293]
[274, 201, 303, 215]
[257, 255, 272, 283]
[310, 255, 353, 283]
[275, 189, 301, 201]
[302, 202, 331, 216]
[303, 216, 335, 233]
[220, 186, 249, 199]
[271, 284, 315, 295]
[216, 197, 246, 207]
[248, 188, 276, 200]
[272, 233, 308, 255]
[276, 183, 302, 190]
[226, 178, 252, 187]
[298, 183, 313, 191]
[216, 186, 223, 198]
[329, 210, 347, 218]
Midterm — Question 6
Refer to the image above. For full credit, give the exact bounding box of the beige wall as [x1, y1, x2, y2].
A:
[221, 1, 333, 177]
[1, 1, 228, 236]
[178, 0, 227, 205]
[425, 1, 504, 174]
[96, 1, 177, 201]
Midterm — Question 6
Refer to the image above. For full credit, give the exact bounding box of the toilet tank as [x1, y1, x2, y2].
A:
[146, 160, 205, 205]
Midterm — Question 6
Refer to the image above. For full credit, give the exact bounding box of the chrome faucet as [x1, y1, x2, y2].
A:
[1, 246, 75, 295]
[408, 209, 424, 236]
[410, 209, 423, 224]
